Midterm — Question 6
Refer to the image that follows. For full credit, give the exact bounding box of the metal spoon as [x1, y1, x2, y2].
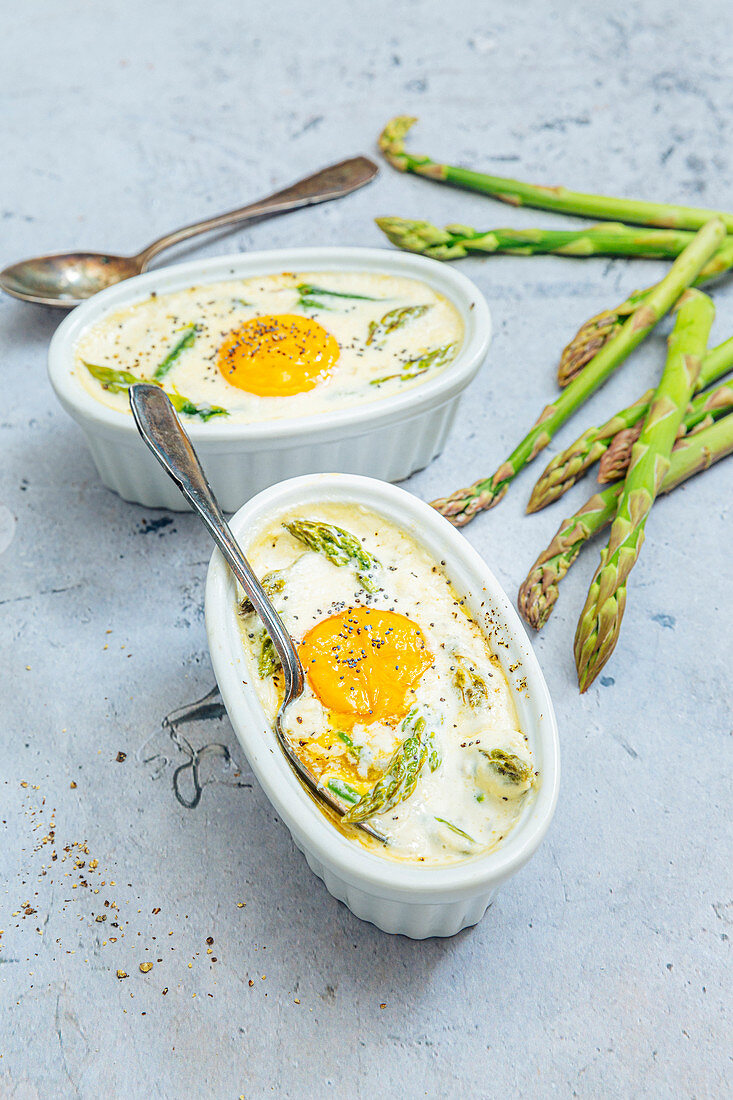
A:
[1, 156, 378, 308]
[129, 383, 385, 843]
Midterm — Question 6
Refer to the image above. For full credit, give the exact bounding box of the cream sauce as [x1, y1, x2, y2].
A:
[74, 271, 463, 422]
[239, 502, 537, 865]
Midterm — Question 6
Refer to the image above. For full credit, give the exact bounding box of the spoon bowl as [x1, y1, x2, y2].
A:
[1, 252, 143, 305]
[1, 155, 377, 308]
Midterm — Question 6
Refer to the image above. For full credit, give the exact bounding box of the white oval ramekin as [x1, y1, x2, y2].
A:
[47, 247, 491, 512]
[205, 473, 560, 938]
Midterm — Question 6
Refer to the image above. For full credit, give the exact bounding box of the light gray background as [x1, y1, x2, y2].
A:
[1, 2, 731, 1097]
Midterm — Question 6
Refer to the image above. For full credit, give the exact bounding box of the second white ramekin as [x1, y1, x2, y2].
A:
[47, 247, 491, 512]
[205, 473, 560, 938]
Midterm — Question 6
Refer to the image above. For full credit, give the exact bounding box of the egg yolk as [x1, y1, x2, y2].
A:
[217, 313, 339, 396]
[299, 606, 433, 724]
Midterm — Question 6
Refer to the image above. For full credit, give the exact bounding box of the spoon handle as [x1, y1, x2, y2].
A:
[128, 383, 304, 696]
[129, 384, 386, 844]
[135, 156, 378, 267]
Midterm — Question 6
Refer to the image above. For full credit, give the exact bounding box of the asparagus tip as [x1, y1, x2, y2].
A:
[377, 116, 418, 169]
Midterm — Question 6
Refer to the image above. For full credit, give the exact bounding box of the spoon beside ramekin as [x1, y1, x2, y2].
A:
[1, 156, 378, 308]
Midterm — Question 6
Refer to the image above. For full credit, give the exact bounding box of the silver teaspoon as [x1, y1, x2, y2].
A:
[1, 156, 378, 308]
[129, 383, 386, 843]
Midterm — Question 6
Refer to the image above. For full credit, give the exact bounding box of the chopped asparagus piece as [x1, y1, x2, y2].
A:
[82, 361, 140, 394]
[284, 519, 381, 594]
[453, 656, 489, 708]
[481, 748, 533, 784]
[427, 739, 441, 773]
[240, 569, 288, 679]
[366, 305, 430, 348]
[257, 632, 280, 679]
[166, 391, 228, 422]
[326, 777, 361, 805]
[296, 283, 379, 310]
[342, 712, 438, 824]
[336, 730, 362, 758]
[370, 342, 456, 386]
[153, 324, 198, 381]
[238, 570, 287, 617]
[434, 817, 476, 844]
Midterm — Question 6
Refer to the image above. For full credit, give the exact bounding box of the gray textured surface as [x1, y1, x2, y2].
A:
[1, 2, 731, 1097]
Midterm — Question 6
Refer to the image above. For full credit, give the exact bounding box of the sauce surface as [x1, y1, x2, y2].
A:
[239, 503, 537, 865]
[74, 271, 463, 423]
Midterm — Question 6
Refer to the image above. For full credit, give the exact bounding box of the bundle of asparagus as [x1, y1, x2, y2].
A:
[376, 117, 733, 689]
[517, 412, 733, 631]
[527, 335, 733, 511]
[430, 220, 725, 524]
[574, 288, 714, 689]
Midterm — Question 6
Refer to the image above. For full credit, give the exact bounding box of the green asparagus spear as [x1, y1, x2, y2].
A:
[527, 334, 733, 511]
[518, 411, 733, 630]
[557, 238, 733, 386]
[342, 712, 439, 824]
[284, 519, 381, 593]
[370, 342, 457, 386]
[431, 220, 726, 526]
[574, 288, 715, 690]
[379, 116, 733, 232]
[598, 378, 733, 482]
[366, 305, 430, 347]
[376, 217, 705, 261]
[153, 324, 198, 381]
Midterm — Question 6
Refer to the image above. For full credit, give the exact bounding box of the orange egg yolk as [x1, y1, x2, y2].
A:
[299, 606, 433, 724]
[217, 313, 339, 396]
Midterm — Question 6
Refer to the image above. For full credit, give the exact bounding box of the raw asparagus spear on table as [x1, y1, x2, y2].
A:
[431, 219, 726, 526]
[378, 116, 733, 232]
[574, 288, 715, 691]
[557, 239, 733, 386]
[376, 217, 715, 261]
[518, 411, 733, 631]
[527, 334, 733, 511]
